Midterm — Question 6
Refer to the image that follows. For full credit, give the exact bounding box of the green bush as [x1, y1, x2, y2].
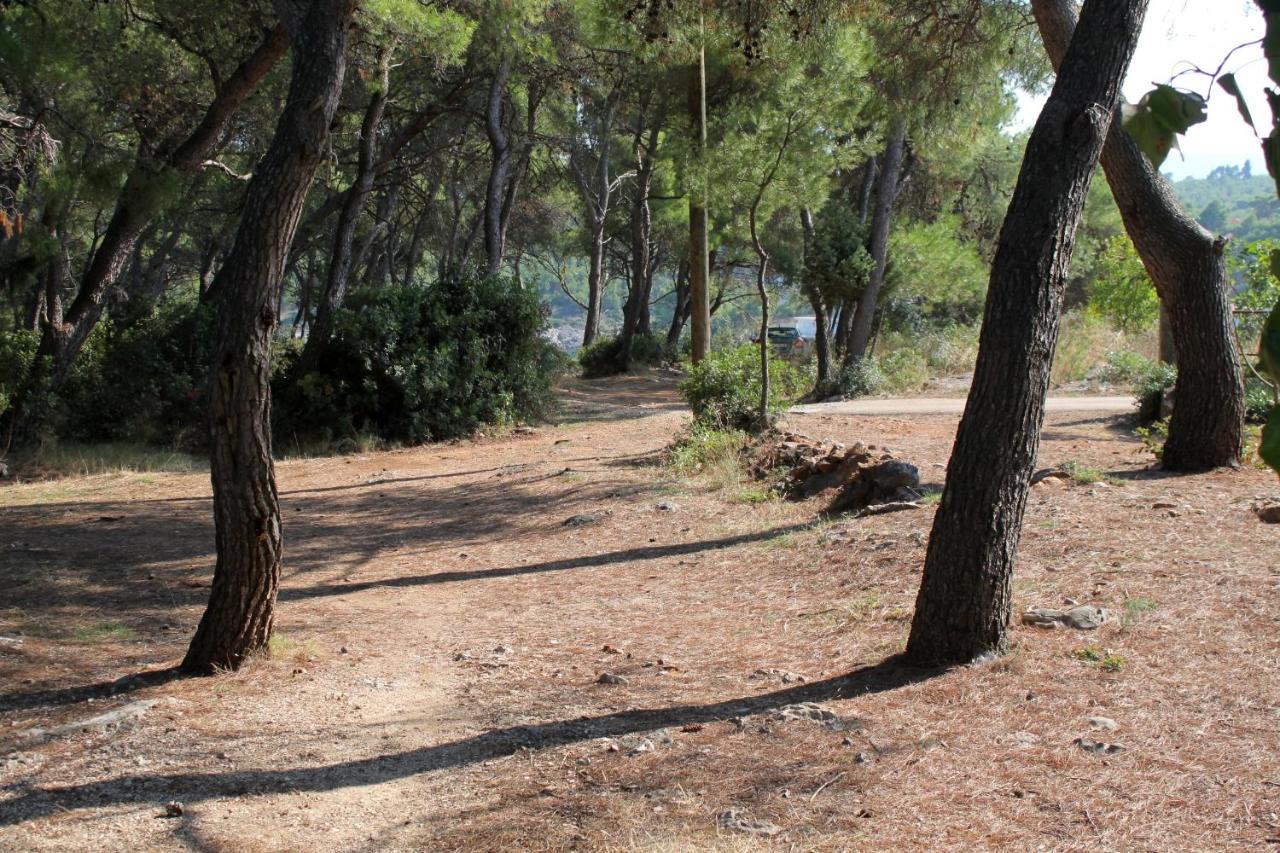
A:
[877, 349, 929, 394]
[1246, 377, 1275, 423]
[577, 331, 668, 378]
[59, 294, 214, 448]
[275, 273, 561, 445]
[0, 325, 38, 421]
[1097, 350, 1156, 386]
[832, 355, 885, 398]
[679, 344, 807, 430]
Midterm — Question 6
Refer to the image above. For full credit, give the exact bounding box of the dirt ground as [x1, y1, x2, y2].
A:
[1, 374, 1278, 851]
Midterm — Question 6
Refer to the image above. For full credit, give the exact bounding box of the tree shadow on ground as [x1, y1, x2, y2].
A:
[0, 657, 940, 827]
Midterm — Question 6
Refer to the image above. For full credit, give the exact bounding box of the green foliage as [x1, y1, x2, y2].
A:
[0, 326, 38, 420]
[885, 216, 989, 324]
[1246, 377, 1275, 423]
[577, 332, 669, 378]
[1122, 85, 1207, 168]
[1262, 404, 1280, 474]
[832, 355, 885, 399]
[1087, 235, 1159, 333]
[804, 200, 874, 308]
[276, 274, 560, 446]
[667, 423, 749, 476]
[1135, 418, 1169, 461]
[678, 344, 807, 431]
[1097, 350, 1154, 386]
[1062, 460, 1114, 487]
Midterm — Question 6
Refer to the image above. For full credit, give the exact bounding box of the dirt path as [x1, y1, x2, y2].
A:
[1, 374, 1277, 850]
[792, 395, 1135, 416]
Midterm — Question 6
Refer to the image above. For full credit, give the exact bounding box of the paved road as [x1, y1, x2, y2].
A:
[790, 395, 1134, 416]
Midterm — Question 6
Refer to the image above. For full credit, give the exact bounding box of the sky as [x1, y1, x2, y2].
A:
[1013, 0, 1270, 180]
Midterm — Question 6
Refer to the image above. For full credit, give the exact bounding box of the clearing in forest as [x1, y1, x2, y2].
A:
[1, 376, 1277, 850]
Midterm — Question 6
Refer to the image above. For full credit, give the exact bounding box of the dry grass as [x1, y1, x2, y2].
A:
[1, 376, 1277, 851]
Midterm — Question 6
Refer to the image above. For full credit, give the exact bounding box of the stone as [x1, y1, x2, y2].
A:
[1011, 731, 1041, 748]
[596, 672, 628, 685]
[718, 808, 782, 837]
[163, 802, 184, 818]
[655, 501, 680, 512]
[1021, 605, 1108, 630]
[867, 460, 920, 491]
[563, 512, 608, 526]
[1086, 716, 1118, 731]
[1255, 502, 1280, 524]
[750, 668, 807, 685]
[774, 702, 861, 732]
[1074, 737, 1125, 756]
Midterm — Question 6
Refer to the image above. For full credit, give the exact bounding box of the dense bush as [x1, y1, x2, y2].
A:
[276, 274, 562, 445]
[679, 344, 808, 431]
[59, 295, 215, 448]
[831, 355, 885, 398]
[1246, 377, 1275, 423]
[0, 324, 38, 421]
[577, 331, 668, 378]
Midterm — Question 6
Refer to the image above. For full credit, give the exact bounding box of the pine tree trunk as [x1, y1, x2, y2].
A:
[688, 46, 710, 362]
[483, 58, 513, 278]
[297, 51, 390, 373]
[666, 259, 690, 349]
[582, 225, 606, 347]
[183, 0, 356, 674]
[801, 207, 831, 390]
[1031, 0, 1242, 471]
[905, 0, 1148, 666]
[845, 119, 906, 367]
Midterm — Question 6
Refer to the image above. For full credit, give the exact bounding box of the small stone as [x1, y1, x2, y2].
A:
[563, 512, 607, 526]
[596, 672, 628, 685]
[854, 751, 871, 764]
[751, 668, 806, 684]
[718, 808, 782, 837]
[163, 802, 184, 818]
[602, 644, 621, 654]
[339, 646, 348, 654]
[1074, 737, 1125, 756]
[1086, 716, 1118, 731]
[655, 501, 680, 512]
[1255, 502, 1280, 524]
[1152, 499, 1178, 510]
[493, 645, 513, 655]
[1011, 731, 1041, 747]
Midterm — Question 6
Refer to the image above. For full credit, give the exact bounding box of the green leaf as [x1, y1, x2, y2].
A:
[1123, 85, 1207, 168]
[1217, 73, 1257, 133]
[1260, 405, 1280, 476]
[1260, 299, 1280, 385]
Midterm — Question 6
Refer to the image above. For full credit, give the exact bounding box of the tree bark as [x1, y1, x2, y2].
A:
[801, 207, 831, 390]
[666, 259, 691, 349]
[3, 24, 288, 445]
[845, 119, 906, 367]
[905, 0, 1148, 666]
[688, 45, 710, 362]
[1031, 0, 1242, 470]
[620, 121, 660, 365]
[183, 0, 355, 675]
[297, 50, 390, 373]
[483, 58, 513, 277]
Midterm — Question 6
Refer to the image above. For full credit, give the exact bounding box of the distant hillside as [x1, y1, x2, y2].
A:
[1169, 164, 1280, 242]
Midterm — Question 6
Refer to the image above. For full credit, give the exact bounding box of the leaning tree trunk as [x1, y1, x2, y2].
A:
[905, 0, 1149, 666]
[620, 124, 659, 366]
[801, 207, 831, 390]
[183, 0, 356, 674]
[1032, 0, 1243, 471]
[3, 25, 287, 445]
[483, 58, 513, 278]
[296, 49, 390, 374]
[666, 259, 691, 349]
[845, 118, 907, 367]
[582, 223, 607, 347]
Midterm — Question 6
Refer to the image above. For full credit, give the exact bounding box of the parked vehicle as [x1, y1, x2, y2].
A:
[754, 317, 816, 358]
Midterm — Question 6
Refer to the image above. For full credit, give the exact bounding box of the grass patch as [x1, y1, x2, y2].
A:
[1062, 460, 1119, 486]
[920, 488, 943, 505]
[10, 441, 204, 479]
[668, 424, 750, 492]
[735, 486, 774, 504]
[21, 619, 137, 643]
[1121, 597, 1158, 629]
[266, 633, 317, 665]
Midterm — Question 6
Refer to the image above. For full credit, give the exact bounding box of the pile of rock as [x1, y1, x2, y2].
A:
[751, 431, 923, 515]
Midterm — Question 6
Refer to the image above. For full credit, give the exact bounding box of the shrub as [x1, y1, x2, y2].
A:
[1097, 350, 1156, 386]
[668, 423, 749, 476]
[877, 349, 929, 394]
[832, 355, 884, 398]
[58, 294, 214, 449]
[578, 331, 668, 378]
[679, 344, 807, 431]
[0, 325, 38, 421]
[275, 273, 560, 446]
[1245, 377, 1275, 423]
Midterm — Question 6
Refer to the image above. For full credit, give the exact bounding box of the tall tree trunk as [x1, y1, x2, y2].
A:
[3, 25, 288, 445]
[620, 123, 659, 365]
[666, 259, 691, 349]
[483, 58, 513, 277]
[688, 40, 710, 362]
[845, 119, 906, 367]
[905, 0, 1148, 665]
[800, 208, 831, 390]
[297, 49, 390, 373]
[183, 0, 355, 675]
[583, 225, 606, 347]
[1031, 0, 1242, 471]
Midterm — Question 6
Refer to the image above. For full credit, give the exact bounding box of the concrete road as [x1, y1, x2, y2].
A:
[790, 395, 1134, 416]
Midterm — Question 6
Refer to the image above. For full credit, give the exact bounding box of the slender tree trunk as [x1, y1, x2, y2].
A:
[183, 0, 355, 675]
[688, 39, 710, 362]
[845, 119, 906, 367]
[1031, 0, 1242, 470]
[801, 206, 830, 390]
[620, 124, 659, 365]
[583, 224, 606, 347]
[2, 25, 288, 444]
[905, 0, 1148, 665]
[297, 49, 390, 372]
[483, 58, 513, 277]
[666, 259, 690, 349]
